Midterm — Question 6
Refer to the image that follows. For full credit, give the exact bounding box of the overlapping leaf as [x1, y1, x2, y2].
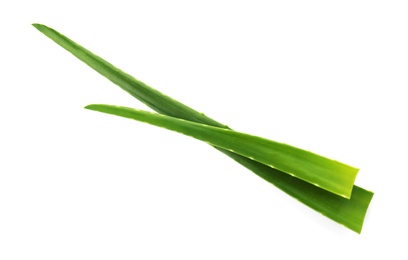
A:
[85, 104, 358, 197]
[33, 24, 373, 233]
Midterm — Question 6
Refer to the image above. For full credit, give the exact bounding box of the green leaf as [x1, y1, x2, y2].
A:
[86, 104, 358, 198]
[32, 24, 225, 127]
[33, 23, 373, 233]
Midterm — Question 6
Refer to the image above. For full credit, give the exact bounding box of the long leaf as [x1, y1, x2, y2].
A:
[33, 23, 373, 233]
[86, 104, 357, 198]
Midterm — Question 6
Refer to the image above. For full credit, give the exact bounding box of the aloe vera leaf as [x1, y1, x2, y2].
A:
[217, 149, 373, 234]
[86, 104, 357, 198]
[86, 104, 372, 233]
[32, 24, 224, 127]
[33, 24, 373, 232]
[32, 23, 356, 198]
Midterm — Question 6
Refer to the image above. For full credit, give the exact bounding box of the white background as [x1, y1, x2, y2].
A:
[1, 0, 407, 259]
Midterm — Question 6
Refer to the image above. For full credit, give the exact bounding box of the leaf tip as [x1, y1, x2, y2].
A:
[32, 23, 55, 35]
[84, 104, 98, 110]
[84, 104, 111, 113]
[32, 23, 45, 30]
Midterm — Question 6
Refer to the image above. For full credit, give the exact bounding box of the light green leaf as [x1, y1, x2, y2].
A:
[86, 104, 358, 198]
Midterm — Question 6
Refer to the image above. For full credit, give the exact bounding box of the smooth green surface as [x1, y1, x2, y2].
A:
[32, 23, 357, 198]
[86, 104, 358, 198]
[33, 23, 374, 233]
[32, 24, 224, 127]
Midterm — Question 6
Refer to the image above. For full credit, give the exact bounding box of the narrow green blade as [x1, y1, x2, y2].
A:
[86, 104, 357, 198]
[32, 24, 224, 127]
[33, 23, 373, 232]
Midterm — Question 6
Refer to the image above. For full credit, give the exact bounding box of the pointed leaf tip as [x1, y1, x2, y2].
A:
[32, 23, 44, 30]
[85, 104, 108, 111]
[32, 24, 56, 36]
